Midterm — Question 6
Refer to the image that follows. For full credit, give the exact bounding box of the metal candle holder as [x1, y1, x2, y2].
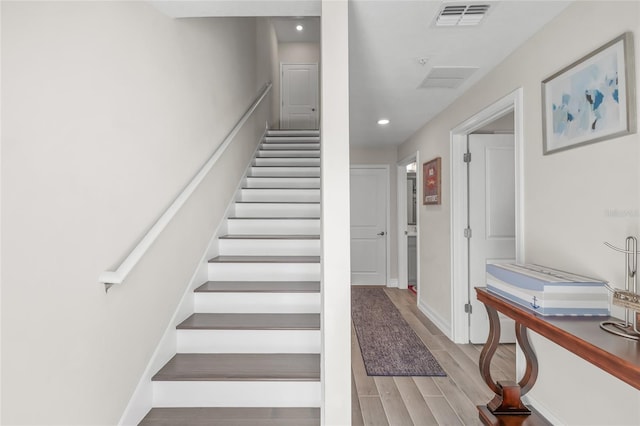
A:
[600, 236, 640, 340]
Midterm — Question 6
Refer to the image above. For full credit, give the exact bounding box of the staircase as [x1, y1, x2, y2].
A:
[140, 129, 322, 425]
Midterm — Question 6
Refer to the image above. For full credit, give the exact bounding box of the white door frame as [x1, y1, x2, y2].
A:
[450, 88, 525, 344]
[397, 153, 419, 292]
[350, 164, 391, 286]
[280, 62, 319, 129]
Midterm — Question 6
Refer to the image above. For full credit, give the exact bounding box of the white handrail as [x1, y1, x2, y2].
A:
[99, 82, 272, 289]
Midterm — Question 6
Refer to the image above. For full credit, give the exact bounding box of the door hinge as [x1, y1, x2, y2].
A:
[464, 227, 472, 239]
[465, 303, 473, 314]
[463, 152, 471, 163]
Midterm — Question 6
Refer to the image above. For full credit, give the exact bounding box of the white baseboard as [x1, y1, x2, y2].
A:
[417, 300, 453, 341]
[522, 395, 563, 425]
[387, 278, 399, 288]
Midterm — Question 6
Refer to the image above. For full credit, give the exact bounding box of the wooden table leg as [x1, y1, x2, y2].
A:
[516, 322, 538, 396]
[479, 303, 532, 418]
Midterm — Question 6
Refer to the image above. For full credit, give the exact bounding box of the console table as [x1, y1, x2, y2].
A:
[475, 287, 640, 426]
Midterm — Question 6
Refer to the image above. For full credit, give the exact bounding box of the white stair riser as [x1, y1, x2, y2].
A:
[153, 381, 321, 407]
[250, 166, 320, 177]
[261, 143, 320, 150]
[258, 150, 319, 158]
[176, 330, 320, 353]
[218, 239, 320, 256]
[208, 262, 320, 281]
[234, 203, 320, 218]
[244, 177, 320, 189]
[239, 189, 320, 203]
[195, 293, 321, 313]
[227, 219, 320, 235]
[254, 158, 320, 167]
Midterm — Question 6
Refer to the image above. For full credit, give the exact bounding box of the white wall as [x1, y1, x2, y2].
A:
[1, 3, 269, 424]
[279, 42, 321, 64]
[350, 147, 399, 285]
[399, 1, 640, 424]
[257, 18, 280, 128]
[321, 1, 352, 425]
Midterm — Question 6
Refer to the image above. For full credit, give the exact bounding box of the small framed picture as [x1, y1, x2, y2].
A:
[423, 157, 441, 205]
[542, 32, 637, 154]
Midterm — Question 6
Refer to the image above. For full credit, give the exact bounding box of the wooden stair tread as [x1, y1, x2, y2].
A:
[247, 176, 319, 179]
[263, 140, 319, 143]
[219, 234, 320, 240]
[140, 407, 320, 426]
[264, 141, 319, 144]
[251, 165, 319, 168]
[196, 281, 320, 293]
[235, 201, 320, 204]
[255, 157, 319, 159]
[227, 217, 320, 220]
[265, 136, 319, 139]
[208, 256, 320, 263]
[177, 313, 320, 330]
[152, 354, 320, 381]
[259, 153, 320, 156]
[260, 147, 319, 150]
[241, 187, 319, 191]
[265, 134, 319, 138]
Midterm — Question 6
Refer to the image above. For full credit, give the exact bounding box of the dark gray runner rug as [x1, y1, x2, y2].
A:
[351, 287, 446, 376]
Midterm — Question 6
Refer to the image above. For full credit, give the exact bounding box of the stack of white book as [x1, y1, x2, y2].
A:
[486, 263, 610, 316]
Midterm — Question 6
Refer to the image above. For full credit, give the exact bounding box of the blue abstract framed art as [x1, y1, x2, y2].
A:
[542, 32, 636, 155]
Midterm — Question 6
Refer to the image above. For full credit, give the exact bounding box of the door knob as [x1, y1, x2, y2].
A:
[377, 231, 385, 236]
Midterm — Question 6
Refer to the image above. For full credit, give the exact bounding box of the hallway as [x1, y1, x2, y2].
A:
[352, 288, 516, 425]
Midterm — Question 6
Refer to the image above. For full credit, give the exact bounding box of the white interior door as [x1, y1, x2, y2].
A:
[281, 63, 318, 130]
[468, 134, 517, 344]
[350, 167, 387, 285]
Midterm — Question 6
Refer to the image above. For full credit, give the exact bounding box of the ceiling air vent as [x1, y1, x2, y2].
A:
[418, 67, 479, 89]
[435, 4, 491, 27]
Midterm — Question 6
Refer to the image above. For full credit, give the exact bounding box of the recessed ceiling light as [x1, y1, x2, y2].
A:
[377, 119, 390, 125]
[296, 24, 304, 31]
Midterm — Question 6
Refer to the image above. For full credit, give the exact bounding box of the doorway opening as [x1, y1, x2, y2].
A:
[450, 89, 525, 344]
[397, 153, 419, 296]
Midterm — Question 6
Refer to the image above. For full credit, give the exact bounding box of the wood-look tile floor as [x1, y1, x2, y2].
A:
[352, 288, 516, 426]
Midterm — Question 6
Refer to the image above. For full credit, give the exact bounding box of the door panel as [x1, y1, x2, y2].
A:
[350, 168, 387, 285]
[468, 134, 516, 344]
[281, 64, 318, 130]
